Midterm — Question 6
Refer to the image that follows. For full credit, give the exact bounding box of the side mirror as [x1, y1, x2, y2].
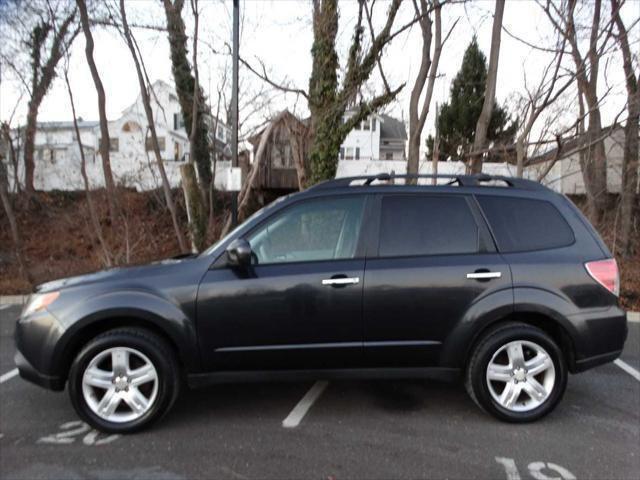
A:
[226, 238, 252, 267]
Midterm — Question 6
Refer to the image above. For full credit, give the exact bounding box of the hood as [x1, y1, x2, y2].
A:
[35, 255, 199, 293]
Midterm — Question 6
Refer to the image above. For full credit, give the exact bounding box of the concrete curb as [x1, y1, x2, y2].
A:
[0, 295, 28, 305]
[628, 311, 640, 323]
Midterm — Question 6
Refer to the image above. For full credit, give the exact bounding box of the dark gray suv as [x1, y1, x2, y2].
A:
[15, 174, 627, 432]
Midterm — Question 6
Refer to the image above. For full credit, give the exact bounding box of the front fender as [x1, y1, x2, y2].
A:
[50, 289, 199, 374]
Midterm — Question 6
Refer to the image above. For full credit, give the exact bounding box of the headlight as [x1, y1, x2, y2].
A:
[22, 292, 60, 317]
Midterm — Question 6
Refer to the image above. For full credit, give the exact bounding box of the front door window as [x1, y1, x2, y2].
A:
[247, 196, 365, 265]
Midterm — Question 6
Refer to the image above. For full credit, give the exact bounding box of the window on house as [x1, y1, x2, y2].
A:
[122, 121, 141, 133]
[372, 119, 376, 131]
[340, 147, 345, 160]
[355, 147, 360, 160]
[217, 125, 225, 141]
[362, 118, 370, 131]
[385, 152, 393, 160]
[99, 138, 119, 152]
[145, 136, 166, 152]
[173, 113, 185, 131]
[345, 147, 354, 160]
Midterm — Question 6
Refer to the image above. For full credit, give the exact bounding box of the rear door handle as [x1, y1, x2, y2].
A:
[322, 277, 360, 286]
[466, 271, 502, 279]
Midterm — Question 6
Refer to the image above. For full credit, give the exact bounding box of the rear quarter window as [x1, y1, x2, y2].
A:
[477, 196, 575, 253]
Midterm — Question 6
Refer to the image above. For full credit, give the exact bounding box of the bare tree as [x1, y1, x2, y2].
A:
[542, 0, 614, 221]
[0, 2, 79, 194]
[514, 35, 574, 177]
[407, 0, 456, 178]
[76, 0, 119, 221]
[469, 0, 505, 174]
[62, 63, 113, 267]
[119, 0, 188, 253]
[611, 0, 639, 257]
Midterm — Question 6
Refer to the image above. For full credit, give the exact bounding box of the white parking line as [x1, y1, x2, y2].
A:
[614, 359, 640, 382]
[282, 381, 329, 428]
[0, 368, 19, 384]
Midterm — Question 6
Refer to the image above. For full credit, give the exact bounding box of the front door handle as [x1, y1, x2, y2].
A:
[466, 271, 502, 279]
[322, 277, 360, 286]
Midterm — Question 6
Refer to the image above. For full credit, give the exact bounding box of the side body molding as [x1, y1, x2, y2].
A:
[51, 290, 199, 374]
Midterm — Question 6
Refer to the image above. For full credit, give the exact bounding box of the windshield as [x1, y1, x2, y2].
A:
[199, 195, 289, 256]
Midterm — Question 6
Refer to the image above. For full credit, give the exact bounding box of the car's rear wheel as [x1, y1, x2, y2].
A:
[68, 328, 180, 433]
[465, 322, 567, 422]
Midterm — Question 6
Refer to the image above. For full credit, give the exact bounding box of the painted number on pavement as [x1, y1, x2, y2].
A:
[496, 457, 576, 480]
[38, 420, 120, 446]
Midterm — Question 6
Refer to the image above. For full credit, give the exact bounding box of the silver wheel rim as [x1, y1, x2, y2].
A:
[486, 340, 556, 412]
[82, 347, 159, 423]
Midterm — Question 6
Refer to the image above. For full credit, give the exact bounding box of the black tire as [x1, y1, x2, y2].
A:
[465, 322, 567, 423]
[68, 328, 180, 433]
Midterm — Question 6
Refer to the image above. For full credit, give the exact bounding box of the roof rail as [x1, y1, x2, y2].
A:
[309, 173, 546, 191]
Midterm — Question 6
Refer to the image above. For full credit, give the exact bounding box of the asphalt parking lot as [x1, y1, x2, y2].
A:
[1, 303, 638, 480]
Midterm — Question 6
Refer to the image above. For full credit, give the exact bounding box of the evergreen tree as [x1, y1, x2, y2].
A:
[427, 38, 516, 162]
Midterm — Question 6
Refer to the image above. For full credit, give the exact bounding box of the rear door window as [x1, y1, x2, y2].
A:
[378, 195, 479, 257]
[477, 196, 574, 252]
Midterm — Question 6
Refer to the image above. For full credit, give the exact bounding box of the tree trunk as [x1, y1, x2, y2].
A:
[0, 164, 32, 287]
[76, 0, 118, 221]
[180, 163, 206, 251]
[408, 0, 443, 179]
[162, 0, 212, 191]
[62, 63, 112, 267]
[516, 136, 525, 178]
[23, 102, 38, 194]
[120, 0, 188, 254]
[470, 0, 505, 174]
[1, 123, 20, 193]
[611, 0, 639, 257]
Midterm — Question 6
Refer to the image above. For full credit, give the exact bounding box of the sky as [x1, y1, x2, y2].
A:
[1, 0, 638, 150]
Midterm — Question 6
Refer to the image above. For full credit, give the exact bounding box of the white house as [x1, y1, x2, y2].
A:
[3, 80, 234, 192]
[339, 110, 407, 162]
[337, 125, 637, 195]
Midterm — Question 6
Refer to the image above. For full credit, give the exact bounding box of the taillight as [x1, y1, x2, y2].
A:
[585, 258, 620, 296]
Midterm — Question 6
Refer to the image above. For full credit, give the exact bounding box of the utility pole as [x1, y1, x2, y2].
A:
[231, 0, 239, 226]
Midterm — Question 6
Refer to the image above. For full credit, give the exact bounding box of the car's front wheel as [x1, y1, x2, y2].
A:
[68, 328, 180, 433]
[465, 322, 567, 422]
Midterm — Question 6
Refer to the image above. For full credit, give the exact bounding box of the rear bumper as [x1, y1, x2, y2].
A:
[573, 349, 623, 373]
[569, 307, 628, 373]
[14, 350, 65, 391]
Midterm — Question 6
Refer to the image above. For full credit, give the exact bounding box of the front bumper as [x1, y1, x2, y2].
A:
[14, 308, 66, 391]
[14, 350, 65, 391]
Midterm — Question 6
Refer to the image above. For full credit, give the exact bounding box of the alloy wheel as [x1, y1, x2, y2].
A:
[81, 347, 159, 423]
[486, 340, 556, 412]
